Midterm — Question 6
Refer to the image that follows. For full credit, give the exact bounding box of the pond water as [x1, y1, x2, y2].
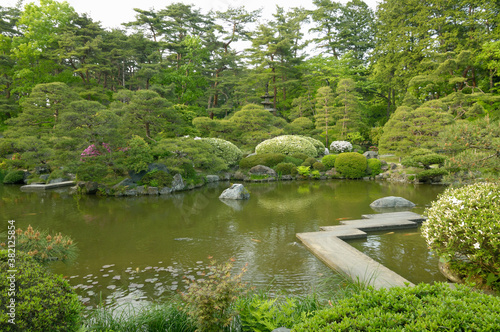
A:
[0, 180, 447, 308]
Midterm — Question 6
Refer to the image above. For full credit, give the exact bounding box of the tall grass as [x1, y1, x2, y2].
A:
[84, 302, 196, 332]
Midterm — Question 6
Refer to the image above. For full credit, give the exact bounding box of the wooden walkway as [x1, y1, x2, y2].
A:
[297, 211, 425, 290]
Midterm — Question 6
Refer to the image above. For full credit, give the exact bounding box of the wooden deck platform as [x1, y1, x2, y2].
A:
[20, 181, 75, 191]
[297, 211, 425, 290]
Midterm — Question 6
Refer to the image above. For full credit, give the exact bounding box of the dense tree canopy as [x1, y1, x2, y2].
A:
[0, 0, 499, 181]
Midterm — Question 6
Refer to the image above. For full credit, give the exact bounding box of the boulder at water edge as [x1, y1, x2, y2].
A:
[219, 184, 250, 200]
[370, 196, 416, 210]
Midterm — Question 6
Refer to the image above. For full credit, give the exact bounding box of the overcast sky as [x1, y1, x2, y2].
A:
[5, 0, 380, 29]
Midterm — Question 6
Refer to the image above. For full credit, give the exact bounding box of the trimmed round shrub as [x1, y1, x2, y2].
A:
[255, 135, 317, 158]
[293, 283, 500, 331]
[274, 162, 297, 175]
[290, 153, 309, 162]
[334, 152, 367, 179]
[329, 140, 353, 154]
[402, 148, 447, 168]
[301, 157, 317, 167]
[299, 136, 326, 156]
[197, 138, 243, 167]
[312, 162, 326, 171]
[2, 170, 25, 184]
[422, 182, 500, 290]
[367, 158, 382, 175]
[0, 251, 83, 331]
[321, 155, 337, 169]
[239, 153, 286, 169]
[283, 156, 303, 166]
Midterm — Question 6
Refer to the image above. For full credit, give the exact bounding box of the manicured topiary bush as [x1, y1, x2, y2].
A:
[283, 156, 303, 166]
[292, 283, 500, 331]
[416, 168, 448, 182]
[301, 157, 317, 167]
[367, 158, 382, 175]
[299, 136, 326, 156]
[422, 182, 500, 290]
[334, 152, 367, 179]
[290, 153, 309, 161]
[402, 148, 447, 169]
[329, 140, 353, 154]
[274, 162, 297, 175]
[255, 135, 317, 158]
[2, 170, 24, 184]
[239, 153, 286, 169]
[0, 251, 83, 331]
[312, 162, 326, 171]
[321, 155, 337, 169]
[197, 138, 243, 167]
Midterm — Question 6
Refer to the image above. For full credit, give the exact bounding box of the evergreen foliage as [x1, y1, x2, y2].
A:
[334, 152, 367, 179]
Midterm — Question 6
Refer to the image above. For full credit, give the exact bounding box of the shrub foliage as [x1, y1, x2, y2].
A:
[197, 138, 243, 167]
[334, 152, 367, 179]
[293, 283, 500, 331]
[0, 252, 83, 331]
[239, 153, 286, 169]
[422, 182, 500, 290]
[255, 135, 317, 158]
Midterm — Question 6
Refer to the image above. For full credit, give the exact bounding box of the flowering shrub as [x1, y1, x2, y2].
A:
[81, 143, 111, 159]
[299, 136, 326, 156]
[255, 135, 317, 158]
[329, 141, 353, 154]
[422, 182, 500, 290]
[198, 138, 243, 166]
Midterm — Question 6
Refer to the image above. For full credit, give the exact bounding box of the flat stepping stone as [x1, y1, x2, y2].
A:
[297, 211, 424, 290]
[21, 181, 75, 191]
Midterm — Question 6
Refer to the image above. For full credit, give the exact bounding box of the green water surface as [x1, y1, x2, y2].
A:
[0, 180, 447, 308]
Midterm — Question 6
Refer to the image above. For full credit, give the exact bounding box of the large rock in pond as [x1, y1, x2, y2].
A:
[370, 196, 416, 211]
[248, 165, 277, 177]
[219, 184, 250, 200]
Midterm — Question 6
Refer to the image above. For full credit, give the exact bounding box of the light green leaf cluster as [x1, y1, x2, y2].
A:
[422, 182, 500, 287]
[299, 135, 326, 156]
[197, 138, 243, 167]
[255, 135, 317, 158]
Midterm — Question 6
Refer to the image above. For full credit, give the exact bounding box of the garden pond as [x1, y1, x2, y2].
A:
[0, 180, 448, 309]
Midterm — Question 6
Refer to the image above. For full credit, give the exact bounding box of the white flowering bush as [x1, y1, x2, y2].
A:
[255, 135, 317, 158]
[329, 141, 353, 154]
[299, 136, 326, 156]
[198, 138, 243, 167]
[422, 182, 500, 290]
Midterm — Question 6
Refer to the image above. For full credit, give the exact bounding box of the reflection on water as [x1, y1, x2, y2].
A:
[0, 180, 447, 307]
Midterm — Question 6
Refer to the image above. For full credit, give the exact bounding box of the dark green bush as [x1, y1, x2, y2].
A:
[334, 152, 367, 179]
[321, 154, 337, 169]
[2, 170, 24, 184]
[293, 283, 500, 331]
[274, 162, 297, 175]
[0, 251, 83, 331]
[312, 162, 326, 171]
[291, 153, 309, 161]
[402, 148, 447, 169]
[139, 169, 173, 187]
[239, 153, 286, 169]
[301, 157, 317, 167]
[416, 168, 448, 182]
[367, 158, 382, 175]
[283, 156, 303, 166]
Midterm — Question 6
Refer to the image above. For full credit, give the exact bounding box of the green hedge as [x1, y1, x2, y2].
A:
[293, 283, 500, 331]
[0, 251, 83, 331]
[274, 162, 298, 175]
[334, 152, 367, 179]
[367, 158, 382, 175]
[239, 153, 286, 169]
